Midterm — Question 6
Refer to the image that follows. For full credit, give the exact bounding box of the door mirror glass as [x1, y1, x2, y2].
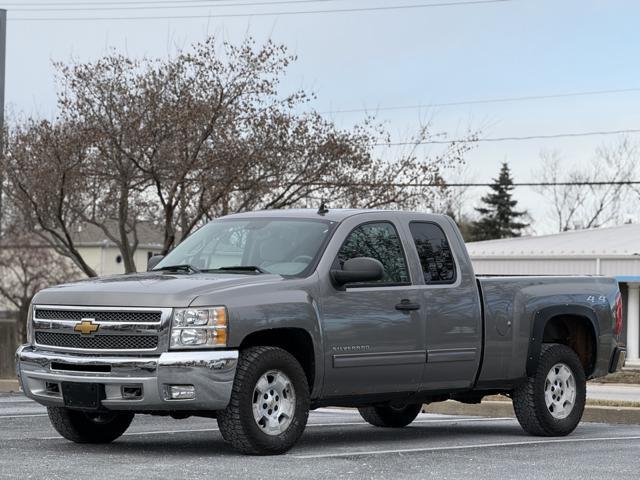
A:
[330, 257, 384, 286]
[147, 254, 165, 271]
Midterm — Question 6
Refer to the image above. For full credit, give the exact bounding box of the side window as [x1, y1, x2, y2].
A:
[336, 222, 410, 285]
[409, 222, 456, 284]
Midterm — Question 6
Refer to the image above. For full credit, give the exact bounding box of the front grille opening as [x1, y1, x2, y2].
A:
[51, 362, 111, 373]
[121, 385, 143, 400]
[45, 382, 60, 394]
[36, 332, 158, 350]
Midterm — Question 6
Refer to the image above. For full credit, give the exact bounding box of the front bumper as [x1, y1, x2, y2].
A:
[16, 345, 238, 411]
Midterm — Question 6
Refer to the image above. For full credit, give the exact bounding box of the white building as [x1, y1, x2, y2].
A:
[71, 223, 164, 276]
[467, 223, 640, 368]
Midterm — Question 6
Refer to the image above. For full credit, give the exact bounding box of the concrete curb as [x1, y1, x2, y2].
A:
[0, 379, 20, 394]
[423, 400, 640, 425]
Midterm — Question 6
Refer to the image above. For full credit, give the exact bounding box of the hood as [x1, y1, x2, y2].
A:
[32, 271, 284, 307]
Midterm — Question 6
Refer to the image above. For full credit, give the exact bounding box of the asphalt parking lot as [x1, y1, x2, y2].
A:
[1, 394, 639, 480]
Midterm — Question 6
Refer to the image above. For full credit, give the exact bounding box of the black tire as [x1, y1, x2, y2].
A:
[358, 403, 422, 428]
[512, 343, 586, 436]
[47, 407, 134, 443]
[217, 346, 310, 455]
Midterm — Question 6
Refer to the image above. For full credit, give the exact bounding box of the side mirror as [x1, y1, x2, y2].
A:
[147, 254, 165, 271]
[330, 257, 384, 287]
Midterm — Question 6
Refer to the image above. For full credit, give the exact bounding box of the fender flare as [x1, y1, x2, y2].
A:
[526, 305, 599, 377]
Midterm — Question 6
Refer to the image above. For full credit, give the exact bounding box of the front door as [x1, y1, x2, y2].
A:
[318, 218, 426, 397]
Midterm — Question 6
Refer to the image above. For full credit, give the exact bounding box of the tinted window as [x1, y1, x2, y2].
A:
[336, 222, 409, 285]
[409, 222, 456, 284]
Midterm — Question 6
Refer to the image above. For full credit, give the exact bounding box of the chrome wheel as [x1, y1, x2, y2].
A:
[544, 362, 576, 419]
[251, 369, 296, 436]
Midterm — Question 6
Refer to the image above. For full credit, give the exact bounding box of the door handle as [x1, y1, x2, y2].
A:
[395, 300, 421, 311]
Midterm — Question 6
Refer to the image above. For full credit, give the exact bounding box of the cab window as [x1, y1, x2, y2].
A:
[409, 222, 456, 284]
[335, 222, 410, 285]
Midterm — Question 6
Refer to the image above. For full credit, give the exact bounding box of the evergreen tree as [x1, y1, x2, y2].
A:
[471, 162, 528, 241]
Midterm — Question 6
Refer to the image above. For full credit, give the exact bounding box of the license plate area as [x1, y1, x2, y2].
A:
[61, 382, 105, 410]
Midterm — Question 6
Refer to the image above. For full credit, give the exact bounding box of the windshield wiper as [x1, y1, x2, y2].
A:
[205, 265, 266, 274]
[154, 264, 202, 274]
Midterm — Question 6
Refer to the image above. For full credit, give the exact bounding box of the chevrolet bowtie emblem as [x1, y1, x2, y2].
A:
[74, 319, 99, 335]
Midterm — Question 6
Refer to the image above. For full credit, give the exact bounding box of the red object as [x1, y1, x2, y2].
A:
[613, 292, 623, 336]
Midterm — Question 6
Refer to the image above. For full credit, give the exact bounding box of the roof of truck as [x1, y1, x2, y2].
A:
[223, 208, 406, 222]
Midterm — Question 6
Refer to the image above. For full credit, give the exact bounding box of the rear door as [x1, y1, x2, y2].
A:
[400, 217, 483, 391]
[317, 214, 426, 397]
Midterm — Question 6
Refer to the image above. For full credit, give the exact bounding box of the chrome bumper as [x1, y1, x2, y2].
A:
[15, 345, 238, 411]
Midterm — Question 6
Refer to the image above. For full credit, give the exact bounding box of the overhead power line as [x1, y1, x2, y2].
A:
[302, 181, 640, 188]
[5, 0, 253, 5]
[375, 128, 640, 146]
[10, 0, 517, 21]
[9, 0, 343, 12]
[321, 87, 640, 115]
[3, 0, 319, 5]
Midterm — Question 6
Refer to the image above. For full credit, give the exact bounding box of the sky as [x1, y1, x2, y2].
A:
[4, 0, 640, 233]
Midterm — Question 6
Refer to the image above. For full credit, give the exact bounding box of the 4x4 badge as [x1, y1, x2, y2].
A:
[74, 319, 99, 335]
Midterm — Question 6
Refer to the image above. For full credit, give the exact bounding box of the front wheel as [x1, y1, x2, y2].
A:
[47, 407, 134, 443]
[512, 343, 586, 436]
[217, 346, 310, 455]
[358, 403, 422, 428]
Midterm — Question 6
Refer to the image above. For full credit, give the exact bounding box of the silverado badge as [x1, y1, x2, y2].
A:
[74, 319, 99, 335]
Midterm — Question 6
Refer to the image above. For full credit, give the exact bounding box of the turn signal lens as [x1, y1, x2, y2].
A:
[170, 306, 228, 349]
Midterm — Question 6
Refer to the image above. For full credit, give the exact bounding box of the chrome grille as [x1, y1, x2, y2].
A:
[32, 305, 171, 353]
[35, 309, 161, 323]
[35, 332, 158, 350]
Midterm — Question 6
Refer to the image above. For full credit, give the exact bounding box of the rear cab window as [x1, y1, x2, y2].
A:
[409, 222, 456, 284]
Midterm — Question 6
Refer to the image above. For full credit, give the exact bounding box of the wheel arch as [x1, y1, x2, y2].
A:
[527, 305, 599, 378]
[239, 328, 318, 396]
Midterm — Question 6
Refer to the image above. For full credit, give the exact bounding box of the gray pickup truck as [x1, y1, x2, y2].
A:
[16, 208, 626, 454]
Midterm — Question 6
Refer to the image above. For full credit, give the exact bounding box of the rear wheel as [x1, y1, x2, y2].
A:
[47, 407, 134, 443]
[358, 403, 422, 428]
[512, 343, 586, 436]
[217, 346, 310, 455]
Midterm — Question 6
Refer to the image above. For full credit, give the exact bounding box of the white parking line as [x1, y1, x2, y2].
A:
[292, 435, 640, 459]
[35, 416, 513, 440]
[39, 428, 220, 440]
[0, 414, 48, 419]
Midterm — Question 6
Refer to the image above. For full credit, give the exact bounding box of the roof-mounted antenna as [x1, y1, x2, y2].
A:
[317, 200, 329, 216]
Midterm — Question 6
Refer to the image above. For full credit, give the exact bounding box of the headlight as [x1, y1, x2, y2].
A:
[170, 306, 228, 349]
[26, 303, 34, 344]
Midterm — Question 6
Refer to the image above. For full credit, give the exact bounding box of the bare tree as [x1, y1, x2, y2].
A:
[4, 36, 477, 274]
[535, 138, 638, 232]
[3, 120, 98, 277]
[0, 230, 79, 345]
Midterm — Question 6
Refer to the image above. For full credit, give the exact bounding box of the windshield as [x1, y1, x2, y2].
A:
[154, 218, 336, 276]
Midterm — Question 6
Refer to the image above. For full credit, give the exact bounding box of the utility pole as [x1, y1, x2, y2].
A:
[0, 9, 5, 237]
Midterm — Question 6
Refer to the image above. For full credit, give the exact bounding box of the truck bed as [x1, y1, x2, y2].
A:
[475, 275, 619, 388]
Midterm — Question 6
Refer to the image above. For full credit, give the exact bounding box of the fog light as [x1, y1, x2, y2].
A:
[168, 385, 196, 400]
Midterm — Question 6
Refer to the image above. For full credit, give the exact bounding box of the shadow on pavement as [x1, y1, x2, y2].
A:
[41, 420, 528, 458]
